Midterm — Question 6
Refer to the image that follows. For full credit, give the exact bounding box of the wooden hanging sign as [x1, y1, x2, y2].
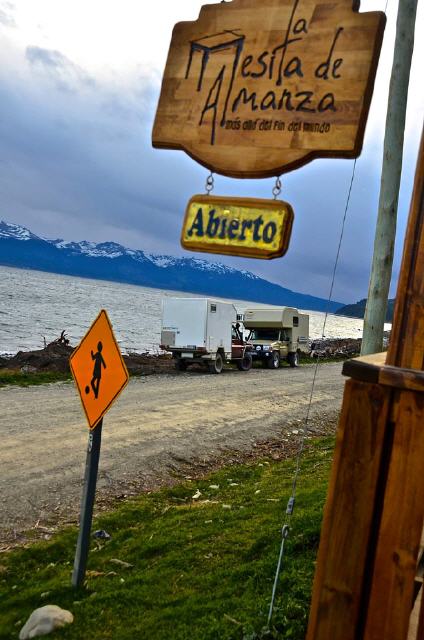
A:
[152, 0, 385, 179]
[181, 195, 294, 259]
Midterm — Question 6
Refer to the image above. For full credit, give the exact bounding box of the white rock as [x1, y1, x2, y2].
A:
[19, 605, 73, 639]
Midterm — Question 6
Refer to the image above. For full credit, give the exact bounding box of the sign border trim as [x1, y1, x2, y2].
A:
[69, 309, 130, 430]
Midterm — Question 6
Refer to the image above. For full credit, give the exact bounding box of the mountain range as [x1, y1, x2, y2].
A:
[0, 220, 344, 312]
[335, 298, 395, 322]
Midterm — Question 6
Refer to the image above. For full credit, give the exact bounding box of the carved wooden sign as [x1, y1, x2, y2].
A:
[181, 195, 294, 259]
[152, 0, 385, 178]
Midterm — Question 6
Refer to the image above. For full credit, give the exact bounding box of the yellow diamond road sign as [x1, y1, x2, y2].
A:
[70, 310, 129, 429]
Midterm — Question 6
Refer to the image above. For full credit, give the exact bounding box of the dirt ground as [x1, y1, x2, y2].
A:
[0, 362, 345, 548]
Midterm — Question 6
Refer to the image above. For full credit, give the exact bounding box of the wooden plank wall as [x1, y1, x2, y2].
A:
[307, 128, 424, 639]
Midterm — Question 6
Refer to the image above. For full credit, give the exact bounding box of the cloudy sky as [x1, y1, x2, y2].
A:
[0, 0, 423, 303]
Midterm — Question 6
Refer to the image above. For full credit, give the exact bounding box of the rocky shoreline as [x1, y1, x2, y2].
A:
[0, 334, 384, 377]
[0, 341, 173, 376]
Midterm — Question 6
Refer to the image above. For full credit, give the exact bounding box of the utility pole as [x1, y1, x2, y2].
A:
[361, 0, 418, 356]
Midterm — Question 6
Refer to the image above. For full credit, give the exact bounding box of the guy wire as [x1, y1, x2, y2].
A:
[267, 158, 358, 627]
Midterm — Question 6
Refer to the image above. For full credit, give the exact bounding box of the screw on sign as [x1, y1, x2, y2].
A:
[69, 309, 129, 587]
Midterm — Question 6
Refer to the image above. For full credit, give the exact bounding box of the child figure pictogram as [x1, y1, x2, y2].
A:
[88, 341, 107, 399]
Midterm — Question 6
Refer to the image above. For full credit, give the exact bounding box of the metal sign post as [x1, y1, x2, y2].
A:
[72, 419, 103, 588]
[70, 309, 129, 588]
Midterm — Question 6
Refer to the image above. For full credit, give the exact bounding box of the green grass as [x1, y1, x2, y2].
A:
[0, 438, 334, 640]
[0, 369, 72, 387]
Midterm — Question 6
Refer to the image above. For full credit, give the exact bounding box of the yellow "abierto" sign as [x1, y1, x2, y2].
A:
[181, 195, 294, 259]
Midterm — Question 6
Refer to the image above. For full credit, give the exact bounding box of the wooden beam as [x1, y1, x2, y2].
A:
[360, 129, 424, 639]
[386, 129, 424, 369]
[307, 128, 424, 639]
[362, 390, 424, 639]
[418, 584, 424, 637]
[306, 380, 392, 639]
[342, 354, 424, 392]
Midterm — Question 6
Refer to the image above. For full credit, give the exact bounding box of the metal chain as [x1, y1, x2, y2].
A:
[267, 158, 358, 627]
[205, 171, 214, 195]
[272, 176, 282, 199]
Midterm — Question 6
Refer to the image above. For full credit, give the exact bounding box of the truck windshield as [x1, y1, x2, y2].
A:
[250, 329, 280, 340]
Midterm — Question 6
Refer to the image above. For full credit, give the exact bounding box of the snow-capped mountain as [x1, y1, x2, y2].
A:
[0, 220, 39, 241]
[0, 220, 343, 311]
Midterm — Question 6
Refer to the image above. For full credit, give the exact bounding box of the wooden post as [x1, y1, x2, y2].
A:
[307, 128, 424, 639]
[361, 0, 418, 356]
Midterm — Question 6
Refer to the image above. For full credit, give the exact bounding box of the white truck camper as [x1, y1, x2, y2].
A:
[243, 307, 309, 368]
[160, 297, 252, 374]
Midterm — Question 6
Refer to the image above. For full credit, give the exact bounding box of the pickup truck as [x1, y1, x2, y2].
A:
[160, 297, 252, 374]
[243, 306, 309, 368]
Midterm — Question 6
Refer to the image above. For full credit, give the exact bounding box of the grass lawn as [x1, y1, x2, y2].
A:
[0, 369, 72, 387]
[0, 437, 334, 640]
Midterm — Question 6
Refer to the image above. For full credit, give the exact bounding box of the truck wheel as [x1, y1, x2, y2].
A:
[208, 353, 224, 374]
[268, 351, 280, 369]
[288, 352, 299, 368]
[237, 353, 252, 371]
[175, 359, 187, 371]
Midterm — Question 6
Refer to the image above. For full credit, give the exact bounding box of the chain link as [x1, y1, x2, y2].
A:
[205, 172, 214, 195]
[272, 176, 282, 199]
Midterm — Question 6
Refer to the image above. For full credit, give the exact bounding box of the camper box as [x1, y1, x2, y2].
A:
[243, 307, 309, 347]
[160, 297, 253, 373]
[161, 297, 236, 354]
[243, 307, 309, 368]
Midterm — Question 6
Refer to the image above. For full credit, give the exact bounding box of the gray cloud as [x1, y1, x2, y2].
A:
[25, 46, 96, 91]
[0, 29, 421, 304]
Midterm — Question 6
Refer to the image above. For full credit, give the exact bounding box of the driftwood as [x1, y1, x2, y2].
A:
[309, 332, 391, 359]
[310, 338, 362, 358]
[0, 340, 173, 376]
[1, 341, 74, 373]
[53, 330, 70, 346]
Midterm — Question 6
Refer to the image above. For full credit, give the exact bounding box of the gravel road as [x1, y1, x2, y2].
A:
[0, 363, 345, 545]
